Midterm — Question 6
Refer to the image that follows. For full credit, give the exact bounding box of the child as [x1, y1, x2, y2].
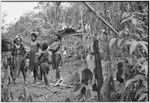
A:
[38, 42, 50, 86]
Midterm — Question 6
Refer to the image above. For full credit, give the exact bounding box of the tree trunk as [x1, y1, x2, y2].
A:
[93, 38, 103, 101]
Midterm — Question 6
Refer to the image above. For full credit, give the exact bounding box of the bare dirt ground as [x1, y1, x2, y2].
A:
[6, 58, 91, 102]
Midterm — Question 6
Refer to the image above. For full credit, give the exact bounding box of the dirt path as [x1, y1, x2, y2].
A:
[8, 59, 83, 102]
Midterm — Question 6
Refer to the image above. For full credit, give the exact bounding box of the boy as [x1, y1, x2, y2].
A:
[38, 42, 50, 86]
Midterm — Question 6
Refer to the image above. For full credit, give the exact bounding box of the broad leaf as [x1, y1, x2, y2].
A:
[138, 41, 148, 46]
[138, 93, 148, 101]
[126, 57, 134, 65]
[125, 75, 144, 87]
[125, 39, 135, 45]
[135, 88, 147, 99]
[140, 61, 148, 76]
[129, 41, 138, 55]
[109, 38, 117, 49]
[142, 80, 148, 91]
[138, 41, 148, 54]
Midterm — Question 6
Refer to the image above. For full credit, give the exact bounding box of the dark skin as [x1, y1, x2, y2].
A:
[30, 34, 42, 83]
[31, 35, 41, 52]
[31, 35, 36, 42]
[15, 38, 27, 83]
[9, 37, 26, 84]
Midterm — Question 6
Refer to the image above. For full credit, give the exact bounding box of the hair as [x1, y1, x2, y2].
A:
[31, 33, 37, 38]
[14, 37, 22, 43]
[42, 42, 48, 51]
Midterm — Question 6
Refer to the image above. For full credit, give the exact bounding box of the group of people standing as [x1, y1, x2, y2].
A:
[3, 32, 62, 86]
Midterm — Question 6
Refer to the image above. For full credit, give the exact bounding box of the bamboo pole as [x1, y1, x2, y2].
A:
[84, 2, 119, 37]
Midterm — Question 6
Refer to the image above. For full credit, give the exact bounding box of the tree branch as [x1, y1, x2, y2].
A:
[84, 2, 119, 37]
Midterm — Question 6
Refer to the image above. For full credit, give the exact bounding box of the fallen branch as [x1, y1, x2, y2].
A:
[53, 74, 74, 87]
[53, 76, 69, 87]
[84, 2, 119, 37]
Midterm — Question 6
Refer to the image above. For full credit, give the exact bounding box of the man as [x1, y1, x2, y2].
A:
[49, 36, 62, 81]
[29, 32, 41, 83]
[12, 36, 26, 84]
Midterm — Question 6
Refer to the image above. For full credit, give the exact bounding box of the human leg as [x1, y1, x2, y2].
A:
[56, 68, 60, 80]
[20, 61, 26, 84]
[43, 72, 48, 86]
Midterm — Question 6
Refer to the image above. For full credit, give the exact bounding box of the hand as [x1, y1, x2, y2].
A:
[36, 53, 40, 55]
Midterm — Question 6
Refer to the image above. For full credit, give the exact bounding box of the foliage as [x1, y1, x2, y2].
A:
[108, 2, 148, 102]
[2, 1, 148, 102]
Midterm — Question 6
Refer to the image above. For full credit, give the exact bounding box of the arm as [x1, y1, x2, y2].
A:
[11, 45, 15, 57]
[37, 42, 41, 49]
[49, 41, 61, 53]
[36, 42, 42, 55]
[54, 42, 61, 52]
[21, 44, 26, 56]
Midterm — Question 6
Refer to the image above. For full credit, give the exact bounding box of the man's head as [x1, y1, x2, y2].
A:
[31, 32, 37, 42]
[15, 37, 22, 45]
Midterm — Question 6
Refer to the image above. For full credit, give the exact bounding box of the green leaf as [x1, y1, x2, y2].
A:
[125, 75, 144, 87]
[109, 38, 117, 49]
[138, 93, 147, 101]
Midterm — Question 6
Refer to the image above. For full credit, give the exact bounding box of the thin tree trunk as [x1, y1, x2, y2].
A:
[93, 38, 103, 101]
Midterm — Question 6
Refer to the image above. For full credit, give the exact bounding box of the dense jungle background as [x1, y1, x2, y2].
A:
[1, 1, 149, 102]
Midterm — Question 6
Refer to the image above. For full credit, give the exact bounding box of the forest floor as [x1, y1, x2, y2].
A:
[5, 57, 98, 102]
